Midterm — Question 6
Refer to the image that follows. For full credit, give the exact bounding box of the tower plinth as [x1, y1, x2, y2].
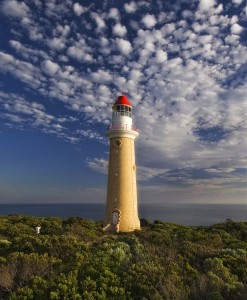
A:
[104, 95, 140, 233]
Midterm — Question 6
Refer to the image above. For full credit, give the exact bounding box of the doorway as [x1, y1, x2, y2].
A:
[112, 211, 119, 225]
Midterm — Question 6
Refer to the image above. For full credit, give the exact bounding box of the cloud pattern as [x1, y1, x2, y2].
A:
[0, 0, 246, 201]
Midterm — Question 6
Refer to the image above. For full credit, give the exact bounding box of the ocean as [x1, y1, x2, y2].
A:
[0, 203, 246, 226]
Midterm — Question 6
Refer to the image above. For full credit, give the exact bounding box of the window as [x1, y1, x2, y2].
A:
[114, 140, 122, 147]
[114, 105, 132, 117]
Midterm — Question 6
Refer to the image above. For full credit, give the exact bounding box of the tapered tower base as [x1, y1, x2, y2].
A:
[104, 131, 140, 233]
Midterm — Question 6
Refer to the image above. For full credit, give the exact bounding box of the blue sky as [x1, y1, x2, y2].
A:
[0, 0, 246, 204]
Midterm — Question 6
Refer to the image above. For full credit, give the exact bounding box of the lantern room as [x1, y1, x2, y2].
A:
[110, 95, 133, 130]
[112, 95, 132, 118]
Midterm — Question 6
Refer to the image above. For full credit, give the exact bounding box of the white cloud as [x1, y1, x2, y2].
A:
[214, 4, 223, 14]
[44, 0, 71, 19]
[182, 10, 193, 19]
[77, 129, 105, 143]
[137, 166, 169, 181]
[100, 37, 109, 47]
[0, 51, 43, 88]
[155, 49, 168, 63]
[141, 14, 157, 28]
[9, 40, 49, 63]
[124, 2, 137, 13]
[225, 34, 240, 44]
[55, 24, 70, 37]
[87, 158, 108, 174]
[139, 179, 247, 204]
[108, 8, 119, 20]
[9, 40, 22, 51]
[161, 22, 176, 35]
[205, 168, 236, 173]
[1, 0, 29, 18]
[198, 0, 216, 10]
[67, 45, 93, 62]
[129, 69, 142, 81]
[19, 17, 43, 41]
[113, 23, 127, 37]
[230, 23, 243, 34]
[0, 92, 81, 141]
[198, 34, 213, 44]
[91, 70, 112, 83]
[47, 37, 65, 50]
[0, 92, 57, 130]
[73, 3, 86, 16]
[42, 60, 59, 75]
[67, 46, 83, 60]
[1, 113, 23, 123]
[230, 15, 238, 25]
[232, 0, 243, 5]
[90, 12, 106, 31]
[55, 81, 71, 94]
[116, 38, 133, 55]
[192, 22, 207, 33]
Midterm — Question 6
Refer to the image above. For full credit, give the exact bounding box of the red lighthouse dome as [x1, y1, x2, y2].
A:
[113, 95, 132, 107]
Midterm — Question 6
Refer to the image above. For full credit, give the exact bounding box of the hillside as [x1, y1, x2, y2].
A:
[0, 215, 246, 299]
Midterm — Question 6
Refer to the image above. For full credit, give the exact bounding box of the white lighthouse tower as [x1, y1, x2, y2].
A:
[104, 95, 140, 233]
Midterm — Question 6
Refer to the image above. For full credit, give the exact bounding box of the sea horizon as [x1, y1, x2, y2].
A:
[0, 203, 246, 226]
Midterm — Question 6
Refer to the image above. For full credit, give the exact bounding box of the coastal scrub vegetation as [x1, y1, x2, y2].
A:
[0, 215, 246, 299]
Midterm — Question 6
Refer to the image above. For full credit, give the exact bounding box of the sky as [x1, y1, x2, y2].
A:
[0, 0, 246, 205]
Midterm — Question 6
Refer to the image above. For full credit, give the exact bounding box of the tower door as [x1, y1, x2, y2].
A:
[112, 211, 119, 225]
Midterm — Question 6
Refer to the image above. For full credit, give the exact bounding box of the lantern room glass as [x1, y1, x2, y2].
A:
[113, 105, 132, 117]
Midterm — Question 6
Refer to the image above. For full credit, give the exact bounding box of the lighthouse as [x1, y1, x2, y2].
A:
[104, 95, 140, 233]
